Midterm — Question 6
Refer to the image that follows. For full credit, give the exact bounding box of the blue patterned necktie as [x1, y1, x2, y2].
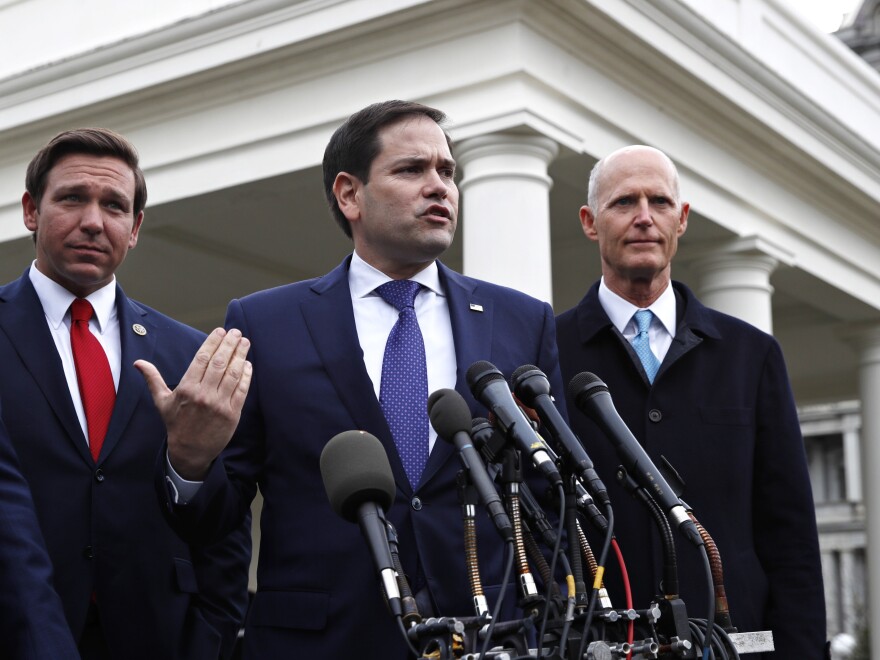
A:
[376, 280, 429, 489]
[632, 309, 660, 384]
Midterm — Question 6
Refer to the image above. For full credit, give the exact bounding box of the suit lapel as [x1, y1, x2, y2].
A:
[97, 288, 155, 463]
[300, 260, 411, 490]
[418, 264, 494, 486]
[440, 264, 494, 405]
[0, 274, 93, 465]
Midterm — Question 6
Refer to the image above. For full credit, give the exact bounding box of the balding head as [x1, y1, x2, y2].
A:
[587, 145, 680, 215]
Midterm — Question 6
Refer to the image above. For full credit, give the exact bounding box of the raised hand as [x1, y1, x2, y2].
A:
[136, 328, 252, 480]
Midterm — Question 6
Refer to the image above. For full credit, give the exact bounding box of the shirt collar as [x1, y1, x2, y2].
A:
[598, 277, 676, 335]
[348, 251, 444, 299]
[29, 262, 118, 332]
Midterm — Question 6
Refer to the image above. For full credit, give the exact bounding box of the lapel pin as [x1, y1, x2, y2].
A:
[132, 323, 147, 336]
[469, 303, 484, 313]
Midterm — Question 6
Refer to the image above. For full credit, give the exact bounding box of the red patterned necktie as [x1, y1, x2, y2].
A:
[70, 298, 115, 461]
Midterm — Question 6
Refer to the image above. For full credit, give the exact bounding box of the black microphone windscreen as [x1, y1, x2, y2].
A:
[511, 363, 539, 382]
[568, 371, 609, 403]
[510, 364, 548, 407]
[466, 360, 505, 398]
[428, 388, 472, 439]
[320, 430, 395, 523]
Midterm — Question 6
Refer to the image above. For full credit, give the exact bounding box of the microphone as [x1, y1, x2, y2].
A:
[467, 361, 562, 488]
[567, 373, 702, 547]
[428, 389, 513, 542]
[472, 416, 609, 534]
[511, 364, 610, 507]
[320, 430, 403, 616]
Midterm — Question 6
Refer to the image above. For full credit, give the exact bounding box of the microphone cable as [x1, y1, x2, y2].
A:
[478, 539, 516, 660]
[610, 537, 635, 658]
[575, 504, 615, 660]
[535, 480, 566, 659]
[696, 543, 718, 660]
[686, 619, 739, 660]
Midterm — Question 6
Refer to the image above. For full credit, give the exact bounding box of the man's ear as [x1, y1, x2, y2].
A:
[128, 211, 144, 249]
[580, 205, 599, 242]
[677, 202, 690, 237]
[333, 172, 363, 224]
[22, 191, 39, 232]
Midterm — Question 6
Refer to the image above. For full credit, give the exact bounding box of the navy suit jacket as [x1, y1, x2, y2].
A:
[0, 271, 250, 660]
[556, 280, 826, 658]
[0, 406, 79, 660]
[168, 257, 565, 659]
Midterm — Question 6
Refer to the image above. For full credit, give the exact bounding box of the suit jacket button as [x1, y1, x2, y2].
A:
[648, 409, 662, 423]
[411, 497, 422, 511]
[94, 469, 105, 483]
[83, 545, 94, 559]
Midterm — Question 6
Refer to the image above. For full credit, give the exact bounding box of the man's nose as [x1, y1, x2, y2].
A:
[79, 203, 104, 232]
[633, 197, 652, 223]
[423, 169, 451, 198]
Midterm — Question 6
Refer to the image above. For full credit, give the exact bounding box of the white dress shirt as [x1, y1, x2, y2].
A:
[597, 277, 676, 363]
[349, 251, 457, 453]
[29, 262, 120, 445]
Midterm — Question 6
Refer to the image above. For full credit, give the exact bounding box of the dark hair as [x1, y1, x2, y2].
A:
[26, 128, 147, 216]
[322, 100, 451, 237]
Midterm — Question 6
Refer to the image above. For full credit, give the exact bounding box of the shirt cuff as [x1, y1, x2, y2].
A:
[165, 450, 204, 504]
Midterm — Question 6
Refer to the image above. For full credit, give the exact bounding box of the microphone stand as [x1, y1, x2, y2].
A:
[384, 520, 421, 629]
[686, 511, 735, 633]
[456, 471, 492, 620]
[498, 446, 543, 615]
[615, 466, 697, 659]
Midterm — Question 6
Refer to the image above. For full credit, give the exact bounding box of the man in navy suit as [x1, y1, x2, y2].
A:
[0, 128, 251, 659]
[0, 406, 79, 660]
[555, 145, 826, 657]
[149, 100, 565, 659]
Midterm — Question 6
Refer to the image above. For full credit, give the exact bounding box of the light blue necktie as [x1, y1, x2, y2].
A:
[376, 280, 429, 489]
[632, 309, 660, 384]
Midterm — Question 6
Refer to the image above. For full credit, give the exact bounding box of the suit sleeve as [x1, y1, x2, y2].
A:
[752, 339, 827, 657]
[158, 298, 262, 546]
[0, 412, 79, 660]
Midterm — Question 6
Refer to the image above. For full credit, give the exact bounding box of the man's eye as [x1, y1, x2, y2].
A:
[652, 196, 670, 205]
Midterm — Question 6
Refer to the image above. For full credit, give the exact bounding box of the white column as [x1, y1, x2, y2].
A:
[456, 133, 558, 304]
[821, 549, 839, 635]
[841, 413, 863, 504]
[842, 324, 880, 653]
[688, 237, 792, 334]
[839, 549, 858, 635]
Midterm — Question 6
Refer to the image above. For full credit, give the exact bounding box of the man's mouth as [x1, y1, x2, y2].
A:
[423, 204, 451, 219]
[69, 244, 105, 254]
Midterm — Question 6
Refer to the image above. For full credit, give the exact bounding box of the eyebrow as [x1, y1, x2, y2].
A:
[390, 155, 456, 169]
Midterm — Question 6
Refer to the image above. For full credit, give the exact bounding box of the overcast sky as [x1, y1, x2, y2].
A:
[781, 0, 862, 32]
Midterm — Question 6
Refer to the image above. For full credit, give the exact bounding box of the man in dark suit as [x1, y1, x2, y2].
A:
[0, 405, 79, 660]
[147, 100, 565, 659]
[0, 128, 251, 659]
[555, 145, 826, 657]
